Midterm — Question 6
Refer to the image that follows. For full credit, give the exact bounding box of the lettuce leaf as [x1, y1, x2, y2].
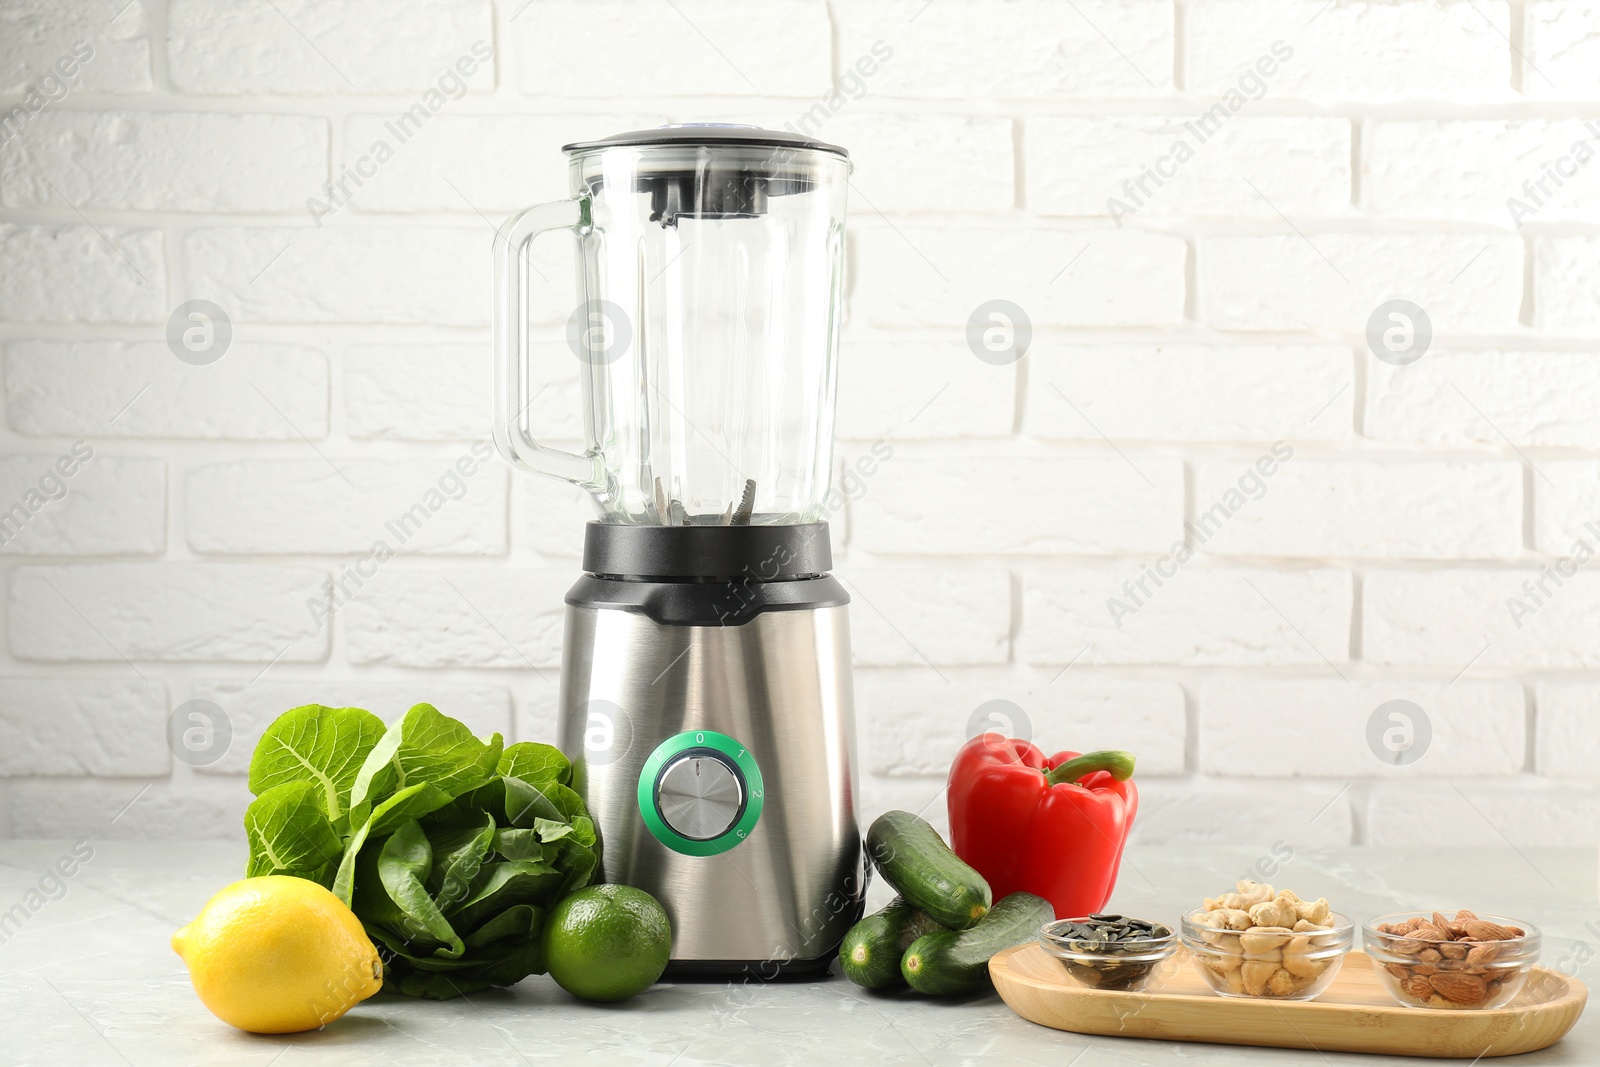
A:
[497, 742, 570, 787]
[349, 703, 502, 828]
[242, 702, 600, 998]
[243, 780, 342, 884]
[248, 704, 387, 831]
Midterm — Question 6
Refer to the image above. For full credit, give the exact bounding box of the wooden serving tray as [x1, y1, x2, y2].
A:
[990, 944, 1587, 1059]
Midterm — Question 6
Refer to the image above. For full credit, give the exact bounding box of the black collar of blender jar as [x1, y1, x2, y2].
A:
[580, 522, 833, 582]
[561, 125, 848, 158]
[565, 572, 848, 626]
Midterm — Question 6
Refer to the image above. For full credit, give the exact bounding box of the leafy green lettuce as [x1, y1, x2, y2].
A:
[243, 703, 598, 998]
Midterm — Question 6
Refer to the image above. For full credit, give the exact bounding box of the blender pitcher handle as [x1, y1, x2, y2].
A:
[492, 198, 603, 488]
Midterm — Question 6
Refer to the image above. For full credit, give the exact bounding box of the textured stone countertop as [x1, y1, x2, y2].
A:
[0, 842, 1594, 1065]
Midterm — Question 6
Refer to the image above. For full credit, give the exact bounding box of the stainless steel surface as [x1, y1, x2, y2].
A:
[656, 752, 744, 841]
[559, 601, 861, 965]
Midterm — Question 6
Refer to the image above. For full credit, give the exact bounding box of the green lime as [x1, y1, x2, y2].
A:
[543, 884, 672, 1002]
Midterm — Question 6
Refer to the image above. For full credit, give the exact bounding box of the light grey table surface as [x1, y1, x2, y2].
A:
[0, 842, 1594, 1065]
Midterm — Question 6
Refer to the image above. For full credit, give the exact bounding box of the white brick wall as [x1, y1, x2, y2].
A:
[1534, 237, 1600, 334]
[2, 111, 328, 212]
[344, 343, 489, 440]
[1365, 119, 1600, 223]
[1185, 0, 1511, 101]
[0, 453, 164, 554]
[1366, 784, 1600, 848]
[1367, 351, 1600, 447]
[186, 456, 507, 555]
[1365, 571, 1600, 667]
[1534, 460, 1600, 554]
[840, 0, 1174, 99]
[1029, 116, 1350, 218]
[817, 113, 1015, 213]
[1533, 682, 1600, 779]
[342, 569, 569, 669]
[166, 0, 494, 95]
[845, 569, 1011, 667]
[10, 564, 329, 662]
[2, 0, 1598, 851]
[1524, 1, 1600, 98]
[1200, 680, 1526, 777]
[1028, 344, 1354, 441]
[1198, 233, 1523, 332]
[1, 225, 164, 323]
[855, 224, 1186, 326]
[837, 335, 1015, 440]
[852, 456, 1184, 555]
[1025, 567, 1352, 666]
[184, 227, 486, 325]
[515, 1, 832, 98]
[1193, 460, 1522, 559]
[6, 341, 329, 439]
[0, 679, 169, 776]
[0, 0, 150, 94]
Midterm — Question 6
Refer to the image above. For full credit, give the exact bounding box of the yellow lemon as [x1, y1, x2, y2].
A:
[172, 875, 383, 1034]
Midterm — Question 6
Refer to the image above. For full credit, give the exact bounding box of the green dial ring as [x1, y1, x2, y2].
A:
[637, 730, 763, 856]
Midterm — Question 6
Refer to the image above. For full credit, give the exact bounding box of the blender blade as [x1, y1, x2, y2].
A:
[653, 477, 672, 526]
[730, 479, 756, 525]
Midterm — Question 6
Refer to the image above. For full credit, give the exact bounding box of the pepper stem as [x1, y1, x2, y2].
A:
[1044, 750, 1136, 786]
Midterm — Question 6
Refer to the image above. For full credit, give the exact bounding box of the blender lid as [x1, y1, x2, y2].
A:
[563, 123, 849, 159]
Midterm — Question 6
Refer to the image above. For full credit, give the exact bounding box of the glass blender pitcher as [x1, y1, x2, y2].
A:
[494, 124, 849, 526]
[493, 126, 862, 975]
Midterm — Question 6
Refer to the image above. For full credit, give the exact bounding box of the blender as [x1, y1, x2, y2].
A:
[492, 125, 861, 975]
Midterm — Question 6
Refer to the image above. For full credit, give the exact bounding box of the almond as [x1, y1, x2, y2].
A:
[1411, 962, 1439, 977]
[1439, 942, 1468, 960]
[1385, 962, 1410, 980]
[1417, 948, 1443, 963]
[1460, 920, 1516, 942]
[1401, 974, 1434, 1000]
[1466, 943, 1500, 966]
[1432, 912, 1455, 938]
[1408, 923, 1447, 942]
[1454, 908, 1478, 922]
[1430, 971, 1489, 1004]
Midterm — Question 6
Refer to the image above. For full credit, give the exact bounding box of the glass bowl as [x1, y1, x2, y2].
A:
[1179, 908, 1353, 1000]
[1038, 916, 1179, 992]
[1363, 911, 1540, 1010]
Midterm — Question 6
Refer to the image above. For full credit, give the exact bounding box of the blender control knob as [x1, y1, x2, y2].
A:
[655, 752, 745, 841]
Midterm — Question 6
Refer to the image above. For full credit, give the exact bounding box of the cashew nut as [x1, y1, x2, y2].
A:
[1239, 926, 1293, 955]
[1234, 880, 1274, 907]
[1241, 960, 1279, 996]
[1296, 897, 1331, 925]
[1248, 896, 1300, 929]
[1281, 934, 1328, 979]
[1267, 968, 1307, 996]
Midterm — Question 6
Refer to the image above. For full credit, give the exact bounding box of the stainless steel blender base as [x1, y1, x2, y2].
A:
[558, 599, 863, 971]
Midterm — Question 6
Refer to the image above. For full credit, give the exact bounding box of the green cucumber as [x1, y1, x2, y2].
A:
[865, 810, 991, 931]
[838, 897, 945, 989]
[901, 892, 1055, 996]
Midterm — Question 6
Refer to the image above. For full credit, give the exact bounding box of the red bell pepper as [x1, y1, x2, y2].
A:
[946, 735, 1137, 920]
